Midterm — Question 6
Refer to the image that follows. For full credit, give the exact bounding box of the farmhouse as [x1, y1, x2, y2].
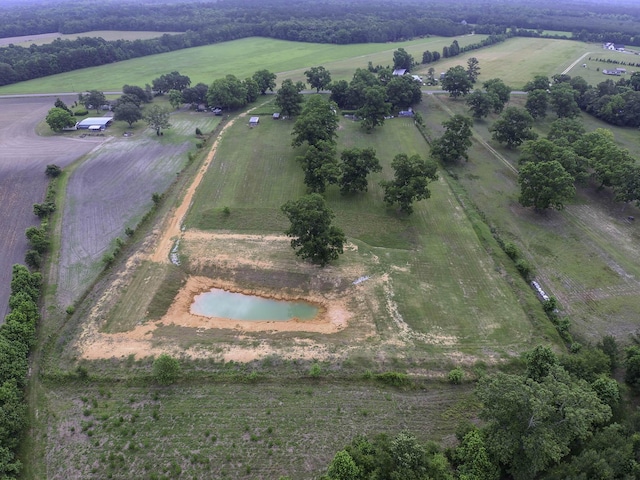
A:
[603, 42, 625, 51]
[75, 117, 112, 130]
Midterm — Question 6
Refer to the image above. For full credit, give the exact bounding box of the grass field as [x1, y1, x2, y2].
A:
[0, 35, 492, 94]
[417, 94, 640, 342]
[17, 34, 640, 479]
[0, 30, 181, 47]
[413, 37, 594, 90]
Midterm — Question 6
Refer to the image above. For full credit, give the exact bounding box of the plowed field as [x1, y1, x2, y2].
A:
[0, 96, 104, 318]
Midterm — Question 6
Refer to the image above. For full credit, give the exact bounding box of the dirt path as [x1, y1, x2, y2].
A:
[150, 110, 253, 263]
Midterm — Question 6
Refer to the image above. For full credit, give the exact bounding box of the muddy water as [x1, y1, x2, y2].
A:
[190, 288, 319, 321]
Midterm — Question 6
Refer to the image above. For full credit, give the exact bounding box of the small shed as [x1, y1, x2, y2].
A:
[392, 69, 407, 76]
[272, 112, 280, 120]
[249, 116, 260, 126]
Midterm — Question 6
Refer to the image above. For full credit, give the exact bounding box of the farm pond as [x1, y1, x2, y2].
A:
[190, 288, 319, 321]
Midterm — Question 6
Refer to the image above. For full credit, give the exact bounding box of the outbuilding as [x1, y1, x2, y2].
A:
[75, 117, 113, 130]
[249, 116, 260, 126]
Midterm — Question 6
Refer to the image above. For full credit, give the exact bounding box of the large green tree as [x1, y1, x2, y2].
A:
[466, 91, 496, 119]
[381, 153, 438, 214]
[430, 114, 473, 164]
[441, 65, 473, 99]
[385, 75, 422, 109]
[356, 85, 390, 132]
[518, 160, 576, 211]
[207, 74, 248, 110]
[145, 105, 171, 136]
[82, 89, 106, 113]
[392, 47, 414, 71]
[281, 193, 346, 266]
[252, 69, 277, 95]
[550, 82, 580, 118]
[483, 78, 511, 113]
[524, 89, 549, 119]
[297, 141, 340, 193]
[276, 79, 305, 117]
[305, 66, 332, 93]
[45, 107, 75, 132]
[477, 366, 611, 480]
[338, 147, 381, 194]
[113, 102, 143, 127]
[291, 95, 338, 147]
[490, 107, 537, 148]
[466, 57, 480, 83]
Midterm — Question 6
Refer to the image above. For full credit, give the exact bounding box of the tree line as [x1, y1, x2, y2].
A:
[313, 337, 640, 480]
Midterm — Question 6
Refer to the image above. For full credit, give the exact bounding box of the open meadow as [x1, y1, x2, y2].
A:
[0, 30, 181, 47]
[5, 33, 640, 479]
[417, 94, 640, 342]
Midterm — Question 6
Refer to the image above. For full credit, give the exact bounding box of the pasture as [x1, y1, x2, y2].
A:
[10, 34, 640, 479]
[34, 379, 476, 480]
[0, 30, 181, 47]
[417, 94, 640, 342]
[0, 36, 492, 94]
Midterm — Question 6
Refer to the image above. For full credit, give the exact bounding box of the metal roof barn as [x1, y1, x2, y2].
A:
[76, 117, 113, 130]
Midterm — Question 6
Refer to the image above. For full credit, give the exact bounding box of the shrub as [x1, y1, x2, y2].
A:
[222, 206, 231, 216]
[515, 258, 533, 280]
[374, 371, 411, 388]
[24, 250, 42, 269]
[448, 367, 464, 384]
[45, 164, 62, 177]
[66, 305, 75, 315]
[503, 241, 519, 260]
[152, 354, 181, 385]
[74, 108, 88, 116]
[309, 363, 322, 377]
[195, 127, 203, 136]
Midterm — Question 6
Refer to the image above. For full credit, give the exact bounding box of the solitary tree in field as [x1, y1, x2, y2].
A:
[145, 105, 171, 136]
[281, 194, 346, 266]
[381, 153, 438, 214]
[338, 147, 381, 194]
[45, 107, 75, 132]
[305, 66, 332, 93]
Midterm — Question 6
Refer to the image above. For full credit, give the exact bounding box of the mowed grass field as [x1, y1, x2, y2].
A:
[0, 35, 493, 94]
[413, 37, 594, 90]
[0, 30, 181, 47]
[417, 94, 640, 342]
[181, 97, 553, 359]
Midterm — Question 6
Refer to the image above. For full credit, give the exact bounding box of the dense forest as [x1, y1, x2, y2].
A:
[3, 0, 640, 86]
